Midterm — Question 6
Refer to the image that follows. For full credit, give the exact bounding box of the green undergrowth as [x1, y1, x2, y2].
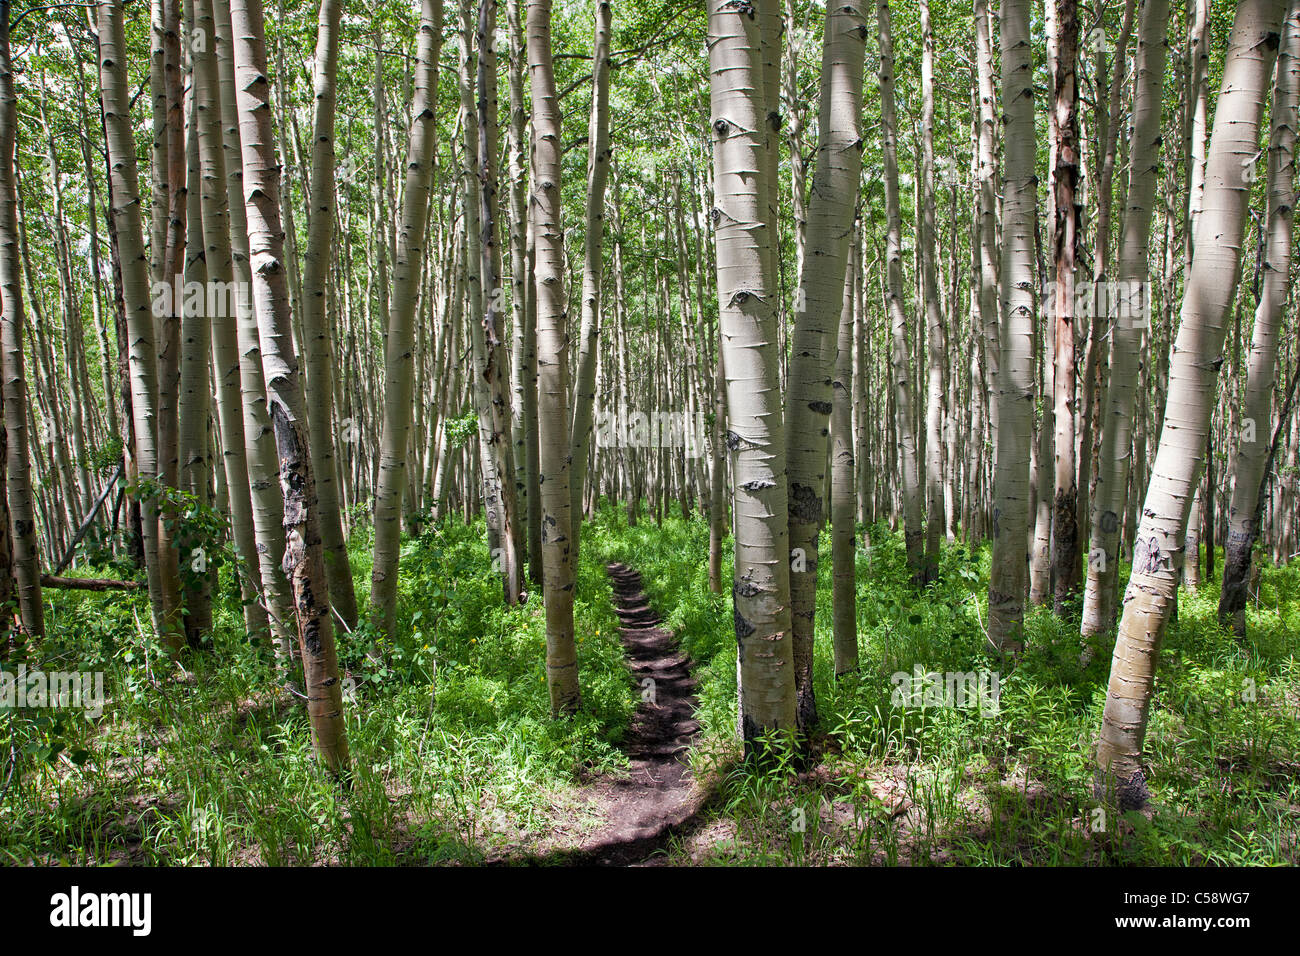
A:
[2, 503, 1297, 866]
[587, 504, 1300, 866]
[1, 516, 634, 865]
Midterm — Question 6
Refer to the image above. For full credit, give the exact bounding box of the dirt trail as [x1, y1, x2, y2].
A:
[563, 563, 705, 864]
[483, 562, 707, 865]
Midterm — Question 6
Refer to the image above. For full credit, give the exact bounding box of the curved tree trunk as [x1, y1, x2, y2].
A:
[1220, 0, 1300, 634]
[1096, 0, 1285, 809]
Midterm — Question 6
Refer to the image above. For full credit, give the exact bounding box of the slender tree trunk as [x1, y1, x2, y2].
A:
[98, 0, 179, 650]
[784, 0, 868, 731]
[831, 225, 858, 675]
[1220, 0, 1300, 634]
[1051, 0, 1082, 610]
[191, 0, 267, 641]
[1082, 0, 1170, 638]
[710, 0, 797, 742]
[229, 0, 351, 771]
[974, 0, 1000, 474]
[213, 0, 296, 658]
[300, 0, 358, 630]
[370, 0, 444, 642]
[988, 0, 1038, 655]
[178, 78, 212, 644]
[505, 0, 541, 586]
[879, 0, 924, 584]
[1096, 0, 1285, 809]
[1080, 0, 1136, 556]
[0, 0, 23, 643]
[567, 0, 613, 564]
[920, 0, 946, 584]
[153, 0, 186, 646]
[527, 0, 580, 716]
[473, 0, 522, 602]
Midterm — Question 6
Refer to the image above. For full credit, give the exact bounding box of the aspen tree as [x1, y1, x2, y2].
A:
[370, 0, 444, 642]
[191, 0, 265, 641]
[0, 0, 33, 638]
[505, 0, 542, 584]
[784, 0, 868, 730]
[1081, 0, 1170, 639]
[987, 0, 1037, 655]
[178, 81, 212, 643]
[528, 0, 580, 716]
[1097, 0, 1286, 808]
[1051, 0, 1082, 609]
[709, 0, 796, 740]
[878, 0, 924, 583]
[830, 224, 858, 675]
[469, 0, 522, 601]
[300, 0, 358, 630]
[1220, 0, 1300, 634]
[920, 0, 946, 585]
[228, 0, 351, 770]
[98, 0, 177, 650]
[213, 0, 296, 658]
[568, 0, 613, 562]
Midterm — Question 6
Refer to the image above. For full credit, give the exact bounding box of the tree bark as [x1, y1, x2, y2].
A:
[229, 0, 351, 771]
[370, 0, 445, 642]
[300, 0, 359, 630]
[709, 0, 797, 742]
[784, 0, 868, 731]
[527, 0, 581, 716]
[1096, 0, 1285, 809]
[1220, 0, 1300, 634]
[1081, 0, 1171, 639]
[988, 0, 1038, 656]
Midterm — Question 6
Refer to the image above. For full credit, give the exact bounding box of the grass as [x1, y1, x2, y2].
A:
[586, 505, 1300, 866]
[1, 503, 1297, 866]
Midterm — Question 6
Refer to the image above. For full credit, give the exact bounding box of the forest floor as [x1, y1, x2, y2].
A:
[489, 562, 706, 864]
[3, 506, 1299, 866]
